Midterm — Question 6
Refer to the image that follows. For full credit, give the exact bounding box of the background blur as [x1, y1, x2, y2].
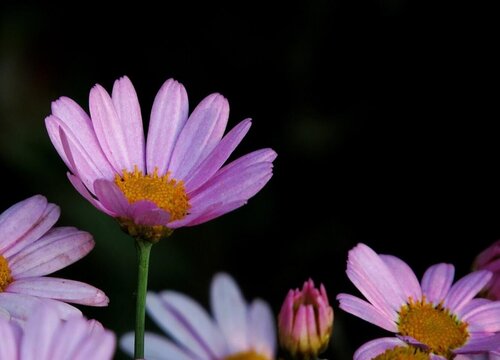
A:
[0, 2, 498, 359]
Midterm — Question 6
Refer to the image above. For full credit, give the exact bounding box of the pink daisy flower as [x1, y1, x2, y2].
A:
[337, 243, 500, 359]
[0, 302, 115, 359]
[120, 273, 276, 360]
[473, 240, 500, 300]
[45, 76, 276, 241]
[0, 195, 108, 323]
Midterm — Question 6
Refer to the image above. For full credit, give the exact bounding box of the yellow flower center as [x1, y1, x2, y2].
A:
[114, 166, 190, 222]
[223, 351, 270, 360]
[0, 255, 13, 292]
[373, 346, 430, 360]
[398, 298, 468, 359]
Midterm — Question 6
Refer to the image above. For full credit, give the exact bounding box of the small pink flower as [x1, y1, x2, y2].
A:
[0, 302, 115, 359]
[473, 240, 500, 300]
[0, 195, 108, 323]
[278, 279, 334, 360]
[46, 76, 276, 242]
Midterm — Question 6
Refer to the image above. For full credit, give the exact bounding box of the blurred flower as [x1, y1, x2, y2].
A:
[337, 243, 500, 359]
[46, 76, 276, 242]
[473, 240, 500, 300]
[0, 302, 115, 359]
[353, 337, 432, 360]
[120, 273, 276, 360]
[0, 195, 108, 323]
[278, 279, 333, 360]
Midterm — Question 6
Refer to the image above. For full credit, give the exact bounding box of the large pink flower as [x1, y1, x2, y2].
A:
[0, 302, 115, 359]
[337, 243, 500, 359]
[0, 195, 108, 323]
[45, 76, 276, 241]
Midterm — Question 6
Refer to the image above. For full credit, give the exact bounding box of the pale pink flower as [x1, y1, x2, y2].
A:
[46, 76, 276, 241]
[337, 243, 500, 359]
[0, 195, 108, 323]
[473, 240, 500, 300]
[0, 302, 115, 359]
[278, 279, 333, 360]
[120, 273, 276, 360]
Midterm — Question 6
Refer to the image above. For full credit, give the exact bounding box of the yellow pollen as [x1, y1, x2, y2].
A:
[0, 255, 13, 292]
[398, 297, 468, 359]
[223, 351, 270, 360]
[373, 346, 430, 360]
[114, 166, 190, 222]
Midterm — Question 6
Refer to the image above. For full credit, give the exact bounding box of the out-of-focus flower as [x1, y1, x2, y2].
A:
[120, 273, 276, 360]
[0, 195, 108, 323]
[473, 240, 500, 300]
[337, 243, 500, 359]
[278, 279, 333, 360]
[0, 302, 115, 359]
[46, 76, 276, 242]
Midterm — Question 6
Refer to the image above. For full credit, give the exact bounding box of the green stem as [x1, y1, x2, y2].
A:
[134, 239, 153, 359]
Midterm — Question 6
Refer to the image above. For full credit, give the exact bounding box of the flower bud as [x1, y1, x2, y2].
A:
[278, 279, 333, 360]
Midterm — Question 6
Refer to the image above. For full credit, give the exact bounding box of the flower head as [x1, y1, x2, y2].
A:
[278, 279, 333, 360]
[337, 243, 500, 359]
[0, 302, 115, 359]
[473, 240, 500, 300]
[120, 273, 276, 360]
[0, 195, 108, 323]
[46, 76, 276, 242]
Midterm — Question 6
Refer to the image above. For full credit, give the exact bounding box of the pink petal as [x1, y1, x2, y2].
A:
[7, 277, 108, 306]
[45, 116, 75, 173]
[67, 173, 116, 216]
[120, 332, 194, 360]
[90, 83, 134, 173]
[0, 317, 19, 358]
[292, 306, 308, 349]
[0, 293, 81, 322]
[21, 303, 61, 360]
[111, 76, 145, 172]
[210, 148, 277, 181]
[72, 331, 116, 360]
[184, 119, 252, 192]
[50, 315, 98, 359]
[457, 298, 492, 318]
[169, 200, 246, 229]
[129, 201, 171, 226]
[146, 78, 189, 175]
[421, 263, 455, 305]
[48, 116, 114, 191]
[444, 270, 492, 314]
[380, 254, 422, 301]
[210, 272, 248, 353]
[146, 292, 220, 360]
[474, 240, 500, 269]
[354, 337, 408, 360]
[169, 93, 229, 180]
[345, 243, 406, 319]
[8, 228, 94, 278]
[454, 333, 500, 354]
[0, 195, 53, 254]
[248, 299, 276, 359]
[93, 179, 130, 217]
[189, 162, 273, 209]
[2, 200, 60, 259]
[337, 293, 398, 332]
[462, 302, 500, 332]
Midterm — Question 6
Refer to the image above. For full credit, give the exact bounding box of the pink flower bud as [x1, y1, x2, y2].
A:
[473, 240, 500, 300]
[278, 279, 334, 360]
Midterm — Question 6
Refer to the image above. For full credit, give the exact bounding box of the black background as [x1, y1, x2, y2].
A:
[0, 2, 498, 359]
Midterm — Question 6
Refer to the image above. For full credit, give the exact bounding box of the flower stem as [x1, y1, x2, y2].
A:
[134, 239, 153, 359]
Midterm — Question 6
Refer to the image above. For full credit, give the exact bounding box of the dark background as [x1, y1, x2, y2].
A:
[0, 2, 498, 359]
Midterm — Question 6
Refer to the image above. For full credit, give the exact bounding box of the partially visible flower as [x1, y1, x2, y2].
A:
[0, 302, 115, 359]
[278, 279, 333, 360]
[46, 76, 276, 242]
[0, 195, 108, 323]
[353, 337, 432, 360]
[120, 273, 276, 360]
[473, 240, 500, 300]
[337, 243, 500, 359]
